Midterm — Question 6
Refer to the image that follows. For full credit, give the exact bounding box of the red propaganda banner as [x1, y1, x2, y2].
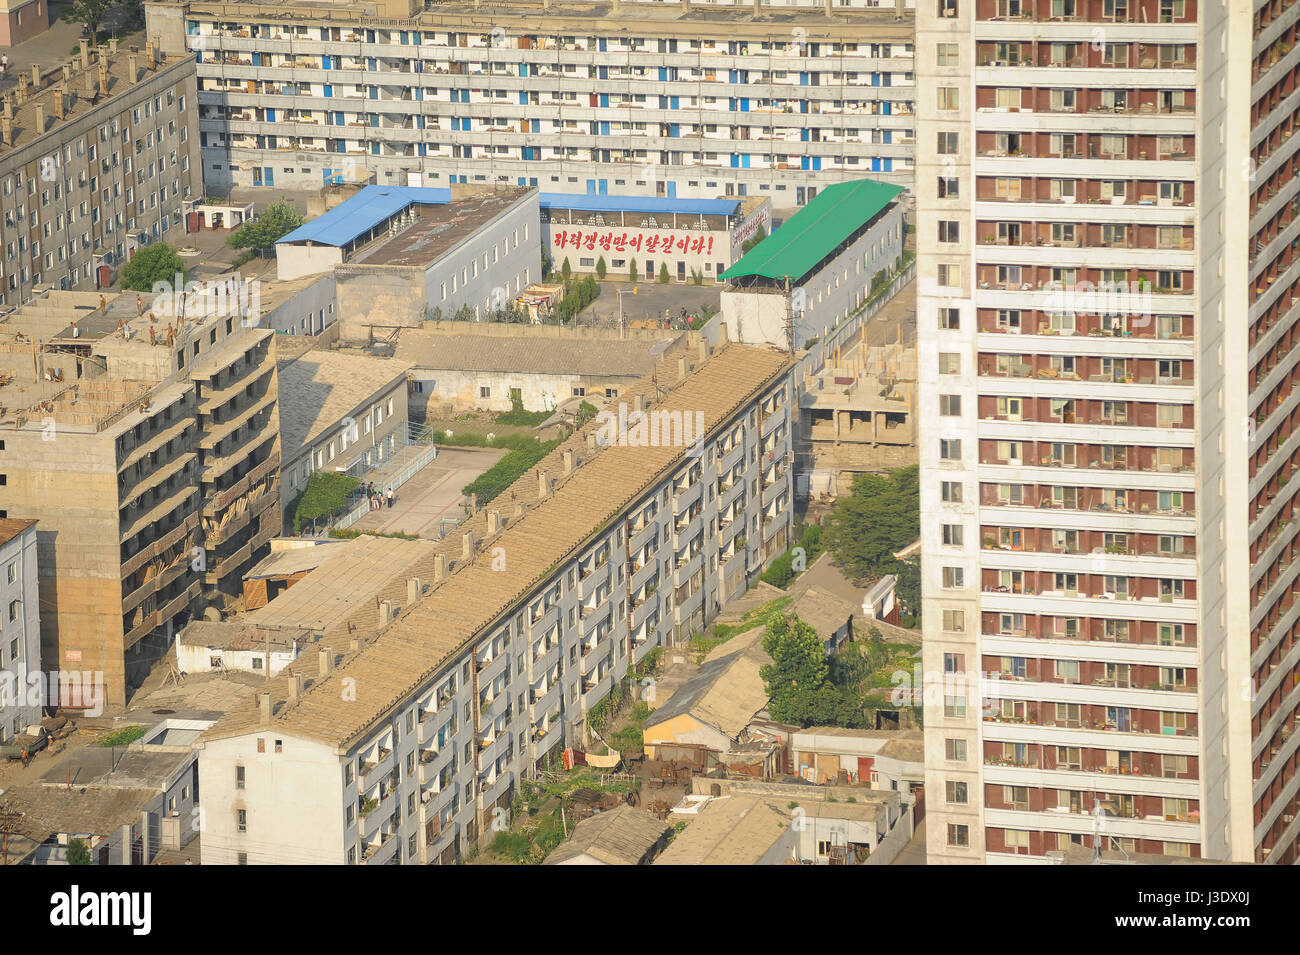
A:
[552, 229, 715, 256]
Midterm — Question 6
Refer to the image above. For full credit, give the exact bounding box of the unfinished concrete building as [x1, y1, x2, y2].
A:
[798, 316, 916, 499]
[0, 287, 280, 709]
[0, 41, 201, 307]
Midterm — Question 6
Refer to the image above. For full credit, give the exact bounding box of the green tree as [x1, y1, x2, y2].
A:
[61, 0, 113, 42]
[66, 838, 92, 866]
[541, 247, 553, 279]
[628, 260, 638, 283]
[290, 471, 361, 533]
[658, 263, 669, 284]
[742, 225, 767, 254]
[226, 199, 304, 253]
[119, 244, 187, 292]
[595, 256, 607, 280]
[561, 257, 572, 280]
[760, 616, 845, 727]
[823, 465, 919, 579]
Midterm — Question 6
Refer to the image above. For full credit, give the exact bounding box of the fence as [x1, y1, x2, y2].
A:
[301, 423, 439, 535]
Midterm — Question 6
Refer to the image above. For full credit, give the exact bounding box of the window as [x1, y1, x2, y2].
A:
[937, 87, 960, 110]
[937, 43, 959, 66]
[942, 566, 965, 589]
[236, 766, 245, 789]
[937, 176, 960, 198]
[946, 780, 968, 804]
[939, 352, 961, 374]
[947, 824, 970, 847]
[939, 395, 962, 416]
[938, 221, 960, 243]
[942, 525, 964, 548]
[237, 809, 247, 832]
[937, 131, 958, 154]
[938, 307, 960, 329]
[944, 694, 967, 717]
[479, 386, 491, 399]
[938, 263, 961, 287]
[945, 738, 967, 761]
[941, 481, 963, 503]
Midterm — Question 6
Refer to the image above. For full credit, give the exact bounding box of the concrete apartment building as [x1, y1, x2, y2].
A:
[276, 349, 413, 514]
[142, 0, 915, 205]
[917, 0, 1298, 864]
[0, 289, 280, 709]
[195, 341, 796, 864]
[0, 43, 201, 306]
[720, 178, 905, 348]
[0, 518, 40, 743]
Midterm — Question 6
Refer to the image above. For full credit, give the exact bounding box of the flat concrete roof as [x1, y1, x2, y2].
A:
[352, 188, 532, 269]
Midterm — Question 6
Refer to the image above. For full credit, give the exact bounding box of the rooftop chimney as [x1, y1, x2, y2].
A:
[462, 531, 476, 560]
[1, 116, 10, 148]
[587, 433, 598, 453]
[434, 553, 448, 581]
[15, 76, 26, 105]
[377, 599, 394, 628]
[538, 470, 551, 499]
[407, 577, 422, 606]
[699, 339, 709, 362]
[53, 88, 64, 121]
[128, 54, 138, 84]
[62, 64, 71, 83]
[468, 492, 478, 513]
[487, 510, 500, 535]
[289, 673, 305, 701]
[678, 356, 689, 381]
[563, 450, 575, 475]
[350, 638, 360, 651]
[318, 647, 333, 678]
[79, 48, 88, 71]
[632, 394, 644, 413]
[30, 65, 39, 87]
[109, 37, 118, 54]
[514, 501, 526, 519]
[146, 40, 157, 68]
[259, 691, 273, 724]
[97, 61, 108, 96]
[34, 105, 44, 134]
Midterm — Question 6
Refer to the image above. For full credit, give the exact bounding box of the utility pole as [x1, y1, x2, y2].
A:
[784, 277, 794, 354]
[0, 802, 21, 866]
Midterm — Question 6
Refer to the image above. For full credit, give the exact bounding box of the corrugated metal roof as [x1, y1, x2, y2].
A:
[276, 185, 452, 248]
[720, 179, 902, 282]
[540, 193, 740, 216]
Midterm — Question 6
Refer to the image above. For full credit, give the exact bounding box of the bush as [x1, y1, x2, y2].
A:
[67, 839, 91, 866]
[595, 256, 607, 279]
[226, 199, 303, 252]
[462, 439, 562, 504]
[97, 726, 146, 748]
[628, 260, 638, 283]
[658, 263, 670, 284]
[289, 471, 361, 534]
[561, 258, 572, 280]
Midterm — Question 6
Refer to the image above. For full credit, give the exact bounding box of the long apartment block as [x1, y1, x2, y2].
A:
[143, 0, 915, 202]
[195, 342, 796, 864]
[917, 0, 1300, 864]
[0, 290, 280, 709]
[0, 44, 201, 308]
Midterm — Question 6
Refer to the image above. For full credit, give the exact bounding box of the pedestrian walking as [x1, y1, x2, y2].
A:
[386, 488, 394, 508]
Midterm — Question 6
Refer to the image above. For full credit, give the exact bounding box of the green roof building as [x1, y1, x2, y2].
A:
[719, 179, 906, 349]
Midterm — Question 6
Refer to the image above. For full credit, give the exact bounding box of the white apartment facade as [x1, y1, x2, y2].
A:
[0, 519, 41, 743]
[143, 0, 914, 205]
[918, 0, 1294, 864]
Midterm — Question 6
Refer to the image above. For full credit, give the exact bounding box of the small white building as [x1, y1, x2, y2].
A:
[175, 622, 314, 677]
[720, 179, 905, 349]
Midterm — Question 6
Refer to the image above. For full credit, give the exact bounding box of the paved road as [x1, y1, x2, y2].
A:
[351, 447, 505, 538]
